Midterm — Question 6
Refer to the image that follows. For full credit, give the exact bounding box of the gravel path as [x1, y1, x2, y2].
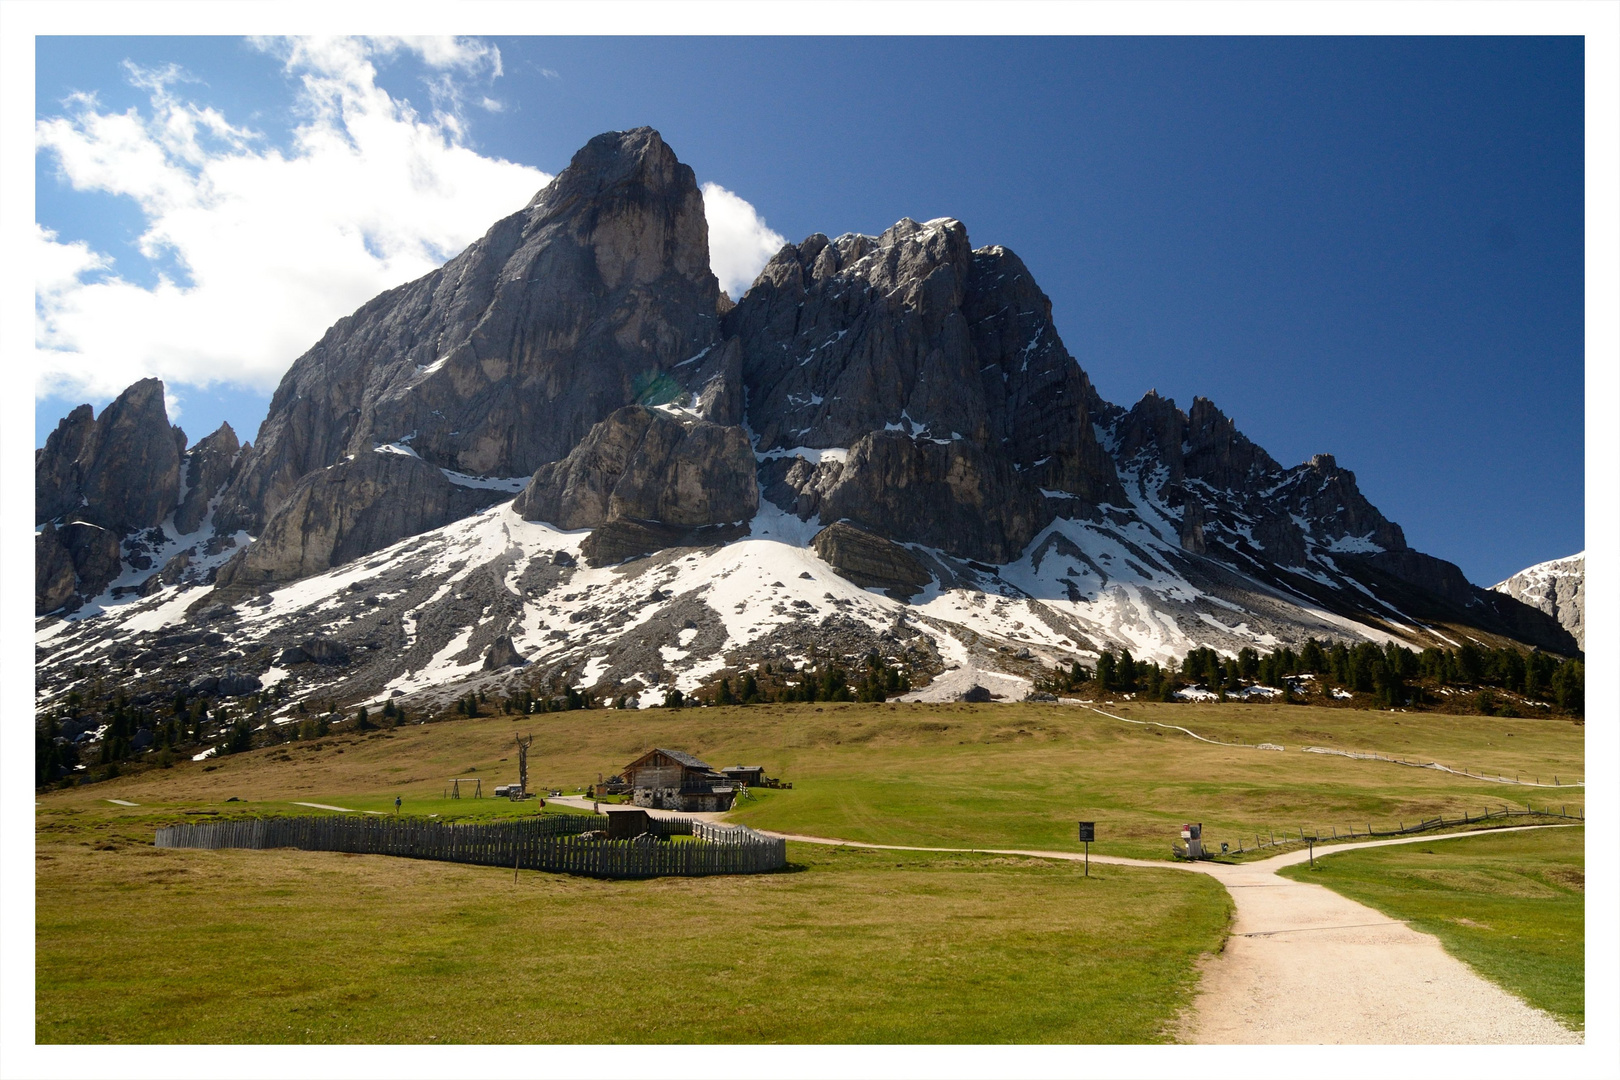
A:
[750, 823, 1584, 1044]
[545, 796, 1580, 1043]
[1183, 827, 1583, 1044]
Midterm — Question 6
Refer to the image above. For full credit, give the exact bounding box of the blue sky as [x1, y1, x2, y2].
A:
[35, 35, 1584, 586]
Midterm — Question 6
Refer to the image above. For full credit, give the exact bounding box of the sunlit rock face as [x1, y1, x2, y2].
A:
[215, 127, 724, 540]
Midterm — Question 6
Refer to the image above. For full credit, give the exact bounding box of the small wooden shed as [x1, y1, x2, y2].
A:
[604, 807, 653, 840]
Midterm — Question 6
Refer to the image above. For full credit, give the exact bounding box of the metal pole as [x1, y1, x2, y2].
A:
[1085, 840, 1089, 878]
[1308, 837, 1314, 867]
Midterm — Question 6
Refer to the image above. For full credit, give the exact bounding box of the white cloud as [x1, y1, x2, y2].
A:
[702, 182, 787, 299]
[35, 36, 790, 408]
[35, 37, 549, 403]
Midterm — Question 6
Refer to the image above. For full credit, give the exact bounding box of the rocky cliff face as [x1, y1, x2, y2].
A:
[214, 127, 723, 542]
[790, 432, 1049, 563]
[1110, 391, 1407, 570]
[175, 423, 241, 535]
[514, 405, 757, 565]
[35, 378, 182, 533]
[215, 451, 508, 591]
[34, 380, 248, 614]
[724, 218, 1121, 560]
[1494, 552, 1584, 650]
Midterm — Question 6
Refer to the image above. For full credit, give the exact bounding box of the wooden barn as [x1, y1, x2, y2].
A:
[622, 748, 736, 812]
[720, 765, 766, 787]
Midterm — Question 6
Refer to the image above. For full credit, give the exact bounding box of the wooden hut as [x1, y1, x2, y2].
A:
[621, 748, 736, 812]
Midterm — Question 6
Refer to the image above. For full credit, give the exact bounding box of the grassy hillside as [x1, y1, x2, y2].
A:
[1280, 827, 1585, 1028]
[47, 700, 1583, 861]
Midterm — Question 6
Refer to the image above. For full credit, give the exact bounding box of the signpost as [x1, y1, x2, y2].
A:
[1078, 821, 1095, 877]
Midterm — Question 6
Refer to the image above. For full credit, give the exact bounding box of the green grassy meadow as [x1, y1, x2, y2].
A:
[36, 811, 1228, 1043]
[1279, 826, 1585, 1029]
[48, 701, 1584, 861]
[35, 699, 1582, 1042]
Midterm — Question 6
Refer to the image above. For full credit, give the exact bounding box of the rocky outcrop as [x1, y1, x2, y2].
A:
[215, 452, 503, 589]
[727, 219, 1121, 506]
[34, 520, 125, 614]
[1493, 552, 1584, 650]
[175, 423, 242, 535]
[35, 525, 78, 614]
[1339, 550, 1579, 655]
[1284, 454, 1407, 552]
[33, 379, 198, 611]
[1179, 495, 1206, 554]
[811, 522, 932, 599]
[1113, 391, 1406, 569]
[683, 337, 745, 426]
[1362, 549, 1477, 609]
[215, 127, 723, 537]
[789, 432, 1048, 563]
[515, 405, 757, 562]
[29, 128, 1577, 670]
[482, 634, 527, 669]
[35, 378, 183, 533]
[278, 636, 350, 666]
[35, 404, 95, 524]
[578, 519, 749, 566]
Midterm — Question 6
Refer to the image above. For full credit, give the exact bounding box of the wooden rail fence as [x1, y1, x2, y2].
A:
[1207, 803, 1585, 858]
[154, 813, 787, 879]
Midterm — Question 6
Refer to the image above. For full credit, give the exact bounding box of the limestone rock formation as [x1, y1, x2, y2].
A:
[31, 379, 239, 611]
[278, 637, 350, 666]
[1113, 392, 1407, 566]
[727, 217, 1122, 555]
[34, 518, 126, 615]
[34, 404, 95, 524]
[1493, 552, 1585, 650]
[482, 634, 527, 669]
[32, 123, 1583, 724]
[810, 522, 933, 599]
[515, 405, 757, 563]
[175, 423, 242, 535]
[578, 519, 749, 566]
[35, 378, 183, 533]
[215, 127, 723, 537]
[215, 451, 504, 590]
[814, 432, 1048, 563]
[34, 524, 78, 614]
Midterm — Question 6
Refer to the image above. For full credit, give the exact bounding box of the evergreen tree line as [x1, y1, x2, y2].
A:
[660, 652, 912, 709]
[1037, 638, 1582, 714]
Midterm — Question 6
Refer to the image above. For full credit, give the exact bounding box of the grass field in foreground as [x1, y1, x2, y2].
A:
[35, 816, 1229, 1044]
[1279, 827, 1585, 1028]
[43, 701, 1584, 862]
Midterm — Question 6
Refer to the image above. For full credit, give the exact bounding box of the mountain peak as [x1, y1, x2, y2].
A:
[213, 126, 721, 555]
[530, 126, 687, 208]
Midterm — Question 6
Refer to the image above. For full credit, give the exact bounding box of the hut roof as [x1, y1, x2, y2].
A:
[626, 747, 712, 771]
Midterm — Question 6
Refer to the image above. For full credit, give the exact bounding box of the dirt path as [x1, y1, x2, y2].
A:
[1182, 827, 1582, 1044]
[756, 824, 1583, 1044]
[543, 797, 1579, 1042]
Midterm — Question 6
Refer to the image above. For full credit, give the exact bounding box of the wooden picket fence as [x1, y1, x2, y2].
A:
[153, 813, 786, 879]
